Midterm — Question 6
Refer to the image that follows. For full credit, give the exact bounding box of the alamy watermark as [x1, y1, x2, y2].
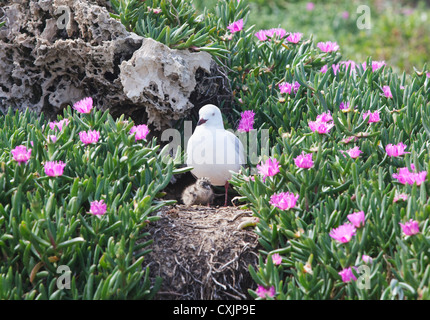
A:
[356, 265, 371, 290]
[56, 265, 71, 290]
[356, 5, 371, 30]
[55, 5, 71, 30]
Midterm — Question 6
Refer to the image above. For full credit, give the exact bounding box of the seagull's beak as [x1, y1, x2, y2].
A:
[197, 118, 207, 126]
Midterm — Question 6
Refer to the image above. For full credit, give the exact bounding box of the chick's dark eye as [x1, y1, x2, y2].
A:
[212, 112, 215, 116]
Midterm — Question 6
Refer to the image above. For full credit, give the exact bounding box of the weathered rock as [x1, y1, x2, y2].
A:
[0, 0, 232, 131]
[120, 38, 212, 130]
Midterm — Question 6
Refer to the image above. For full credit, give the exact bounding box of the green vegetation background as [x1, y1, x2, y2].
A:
[193, 0, 430, 74]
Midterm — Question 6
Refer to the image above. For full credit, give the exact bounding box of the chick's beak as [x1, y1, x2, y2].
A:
[197, 118, 208, 126]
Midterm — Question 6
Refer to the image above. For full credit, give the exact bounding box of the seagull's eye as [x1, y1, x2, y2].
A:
[212, 112, 215, 116]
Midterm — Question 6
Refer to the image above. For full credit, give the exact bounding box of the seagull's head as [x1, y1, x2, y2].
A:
[197, 104, 224, 128]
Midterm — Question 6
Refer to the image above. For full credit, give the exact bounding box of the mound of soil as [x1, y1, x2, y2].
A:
[145, 204, 261, 300]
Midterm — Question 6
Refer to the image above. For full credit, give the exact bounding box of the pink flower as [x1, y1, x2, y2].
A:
[90, 200, 107, 217]
[79, 129, 101, 145]
[329, 223, 356, 243]
[340, 60, 357, 75]
[294, 152, 314, 169]
[339, 267, 357, 283]
[362, 255, 373, 264]
[392, 164, 427, 186]
[44, 161, 66, 177]
[332, 64, 340, 75]
[362, 110, 380, 123]
[254, 30, 268, 41]
[73, 97, 93, 114]
[11, 145, 32, 165]
[383, 85, 393, 98]
[271, 253, 282, 265]
[341, 11, 349, 19]
[237, 110, 255, 132]
[362, 61, 386, 72]
[227, 19, 243, 33]
[244, 175, 256, 182]
[130, 124, 149, 141]
[316, 112, 333, 123]
[347, 211, 365, 228]
[320, 65, 328, 73]
[269, 192, 299, 210]
[372, 61, 386, 72]
[266, 28, 287, 39]
[49, 119, 70, 131]
[308, 120, 334, 134]
[279, 81, 300, 94]
[306, 2, 315, 11]
[48, 135, 58, 144]
[339, 102, 350, 110]
[256, 285, 276, 299]
[342, 146, 363, 159]
[257, 158, 280, 181]
[317, 41, 339, 53]
[427, 72, 430, 78]
[399, 219, 420, 236]
[286, 32, 303, 43]
[385, 142, 410, 157]
[393, 192, 408, 203]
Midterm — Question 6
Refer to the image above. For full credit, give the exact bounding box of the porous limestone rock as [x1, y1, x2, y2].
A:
[120, 38, 212, 130]
[0, 0, 232, 131]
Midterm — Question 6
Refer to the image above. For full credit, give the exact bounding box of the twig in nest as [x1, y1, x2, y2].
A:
[174, 255, 203, 285]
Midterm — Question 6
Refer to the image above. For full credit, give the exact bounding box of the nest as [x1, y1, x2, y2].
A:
[144, 204, 261, 300]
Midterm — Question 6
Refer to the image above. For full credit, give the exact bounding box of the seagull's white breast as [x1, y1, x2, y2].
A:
[186, 126, 245, 186]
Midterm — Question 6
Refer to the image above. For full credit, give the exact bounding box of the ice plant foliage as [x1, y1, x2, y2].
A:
[90, 200, 107, 217]
[79, 130, 101, 145]
[399, 219, 420, 236]
[44, 161, 66, 177]
[385, 142, 410, 157]
[269, 192, 299, 210]
[237, 110, 255, 132]
[317, 41, 339, 52]
[73, 97, 93, 114]
[329, 223, 356, 243]
[257, 158, 280, 180]
[129, 124, 149, 141]
[11, 145, 32, 165]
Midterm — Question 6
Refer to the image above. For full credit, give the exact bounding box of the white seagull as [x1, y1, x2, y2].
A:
[186, 104, 245, 206]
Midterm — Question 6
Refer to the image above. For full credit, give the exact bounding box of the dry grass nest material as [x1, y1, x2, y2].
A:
[144, 204, 261, 300]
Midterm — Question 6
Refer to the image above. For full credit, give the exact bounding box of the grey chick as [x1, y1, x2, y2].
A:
[182, 177, 214, 207]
